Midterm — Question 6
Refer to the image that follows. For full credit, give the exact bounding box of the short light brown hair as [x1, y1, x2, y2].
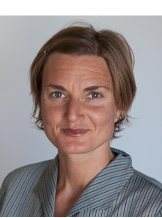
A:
[30, 22, 136, 139]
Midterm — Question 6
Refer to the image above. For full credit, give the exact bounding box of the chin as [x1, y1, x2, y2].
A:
[56, 140, 94, 155]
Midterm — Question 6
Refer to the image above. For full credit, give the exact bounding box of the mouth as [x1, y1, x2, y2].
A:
[62, 128, 89, 137]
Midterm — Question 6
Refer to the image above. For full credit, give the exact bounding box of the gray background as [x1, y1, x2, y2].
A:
[0, 16, 162, 186]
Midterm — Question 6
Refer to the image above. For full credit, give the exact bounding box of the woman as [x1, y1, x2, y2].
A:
[0, 23, 161, 217]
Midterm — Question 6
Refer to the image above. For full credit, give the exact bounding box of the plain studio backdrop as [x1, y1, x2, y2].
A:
[0, 16, 162, 186]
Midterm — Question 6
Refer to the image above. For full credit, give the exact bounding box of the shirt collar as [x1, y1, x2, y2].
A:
[37, 147, 134, 217]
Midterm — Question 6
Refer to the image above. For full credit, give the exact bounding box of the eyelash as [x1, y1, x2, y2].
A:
[51, 91, 102, 99]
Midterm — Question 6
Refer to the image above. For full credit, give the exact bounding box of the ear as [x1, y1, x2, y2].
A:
[114, 101, 124, 122]
[114, 109, 122, 123]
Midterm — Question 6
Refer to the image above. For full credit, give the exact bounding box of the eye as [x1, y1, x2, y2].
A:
[52, 91, 65, 98]
[88, 92, 101, 98]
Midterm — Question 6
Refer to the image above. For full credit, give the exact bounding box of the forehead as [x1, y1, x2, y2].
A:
[42, 52, 113, 87]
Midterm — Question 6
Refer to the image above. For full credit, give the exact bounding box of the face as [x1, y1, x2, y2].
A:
[41, 53, 120, 154]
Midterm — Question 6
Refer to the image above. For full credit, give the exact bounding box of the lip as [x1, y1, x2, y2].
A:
[62, 128, 89, 137]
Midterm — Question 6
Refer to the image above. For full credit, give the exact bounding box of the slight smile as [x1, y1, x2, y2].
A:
[62, 129, 90, 137]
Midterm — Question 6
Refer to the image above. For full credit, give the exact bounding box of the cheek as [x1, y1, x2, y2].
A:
[41, 103, 62, 127]
[89, 104, 117, 129]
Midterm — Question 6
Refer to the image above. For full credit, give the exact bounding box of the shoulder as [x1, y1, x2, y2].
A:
[6, 160, 52, 180]
[0, 158, 58, 216]
[120, 169, 162, 216]
[0, 159, 53, 202]
[127, 168, 162, 204]
[133, 169, 162, 189]
[110, 148, 162, 216]
[111, 168, 162, 216]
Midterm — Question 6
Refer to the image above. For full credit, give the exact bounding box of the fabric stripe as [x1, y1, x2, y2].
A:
[0, 147, 162, 217]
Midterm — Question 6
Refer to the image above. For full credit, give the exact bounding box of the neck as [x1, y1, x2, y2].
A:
[57, 143, 116, 194]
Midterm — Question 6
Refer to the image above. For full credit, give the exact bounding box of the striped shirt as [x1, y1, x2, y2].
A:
[0, 147, 162, 217]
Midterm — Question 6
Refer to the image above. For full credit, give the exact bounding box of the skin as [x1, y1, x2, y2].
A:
[41, 52, 121, 216]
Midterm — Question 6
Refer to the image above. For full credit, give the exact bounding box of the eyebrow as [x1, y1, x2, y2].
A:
[46, 84, 110, 91]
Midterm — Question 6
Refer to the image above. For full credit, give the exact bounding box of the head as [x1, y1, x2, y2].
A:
[30, 24, 136, 152]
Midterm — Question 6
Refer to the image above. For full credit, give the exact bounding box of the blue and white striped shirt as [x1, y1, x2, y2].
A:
[0, 148, 162, 216]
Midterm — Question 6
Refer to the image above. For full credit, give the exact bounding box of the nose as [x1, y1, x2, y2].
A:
[65, 98, 85, 123]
